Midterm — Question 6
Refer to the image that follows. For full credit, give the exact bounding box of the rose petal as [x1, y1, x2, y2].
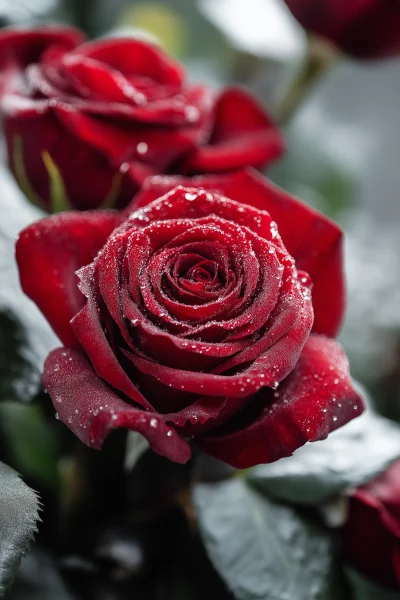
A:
[283, 0, 400, 59]
[121, 296, 249, 370]
[352, 461, 400, 536]
[0, 26, 85, 94]
[127, 186, 284, 247]
[131, 171, 344, 337]
[3, 99, 137, 210]
[42, 348, 191, 464]
[16, 211, 121, 347]
[218, 169, 345, 336]
[74, 37, 185, 87]
[71, 289, 153, 411]
[124, 173, 232, 214]
[196, 334, 364, 468]
[344, 486, 400, 588]
[122, 310, 311, 399]
[54, 102, 206, 171]
[165, 393, 252, 435]
[35, 58, 212, 127]
[181, 87, 284, 173]
[58, 53, 144, 104]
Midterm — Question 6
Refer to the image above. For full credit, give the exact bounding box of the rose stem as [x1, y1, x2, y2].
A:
[274, 35, 339, 125]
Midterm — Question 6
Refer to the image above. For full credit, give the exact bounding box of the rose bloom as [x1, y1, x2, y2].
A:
[284, 0, 400, 59]
[0, 27, 283, 212]
[343, 460, 400, 589]
[16, 169, 363, 467]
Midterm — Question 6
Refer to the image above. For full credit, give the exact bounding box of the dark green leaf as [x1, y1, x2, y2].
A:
[0, 402, 61, 489]
[0, 166, 58, 403]
[194, 479, 336, 600]
[346, 569, 400, 600]
[248, 410, 400, 505]
[0, 462, 40, 596]
[8, 549, 76, 600]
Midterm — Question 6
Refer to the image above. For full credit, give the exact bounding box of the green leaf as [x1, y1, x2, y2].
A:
[0, 462, 40, 596]
[0, 166, 58, 403]
[124, 430, 150, 471]
[0, 403, 61, 489]
[41, 151, 72, 213]
[248, 410, 400, 505]
[194, 479, 337, 600]
[12, 137, 42, 209]
[7, 549, 76, 600]
[346, 569, 400, 600]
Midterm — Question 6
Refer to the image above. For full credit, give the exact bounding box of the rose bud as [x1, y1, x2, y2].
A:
[283, 0, 400, 59]
[16, 169, 363, 468]
[0, 27, 283, 212]
[343, 460, 400, 589]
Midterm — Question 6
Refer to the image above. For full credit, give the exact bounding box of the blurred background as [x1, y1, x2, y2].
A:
[1, 0, 400, 419]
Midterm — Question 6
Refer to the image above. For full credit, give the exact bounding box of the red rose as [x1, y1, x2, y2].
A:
[284, 0, 400, 59]
[16, 169, 363, 467]
[0, 27, 283, 212]
[343, 460, 400, 589]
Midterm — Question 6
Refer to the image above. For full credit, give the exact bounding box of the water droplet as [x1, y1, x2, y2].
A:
[185, 192, 197, 201]
[332, 416, 338, 422]
[167, 430, 173, 437]
[135, 92, 146, 105]
[55, 413, 59, 420]
[137, 142, 148, 155]
[185, 105, 199, 122]
[150, 418, 158, 428]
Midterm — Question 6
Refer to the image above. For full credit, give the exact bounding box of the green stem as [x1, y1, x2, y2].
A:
[275, 36, 339, 125]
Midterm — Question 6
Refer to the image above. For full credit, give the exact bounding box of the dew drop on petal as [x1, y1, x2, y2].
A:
[185, 192, 198, 201]
[185, 106, 199, 122]
[137, 142, 148, 155]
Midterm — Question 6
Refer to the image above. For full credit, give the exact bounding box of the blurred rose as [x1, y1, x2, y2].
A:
[343, 460, 400, 589]
[0, 27, 283, 211]
[283, 0, 400, 59]
[16, 169, 362, 468]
